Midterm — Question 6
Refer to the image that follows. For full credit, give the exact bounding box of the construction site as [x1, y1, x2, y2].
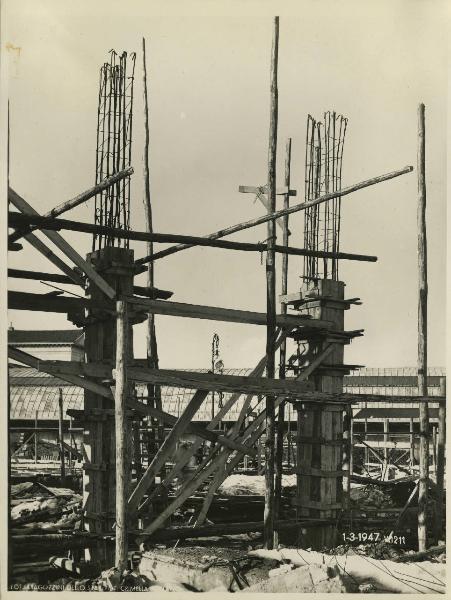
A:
[5, 7, 447, 596]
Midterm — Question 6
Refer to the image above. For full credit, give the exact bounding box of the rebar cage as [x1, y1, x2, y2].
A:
[93, 50, 136, 251]
[303, 111, 348, 281]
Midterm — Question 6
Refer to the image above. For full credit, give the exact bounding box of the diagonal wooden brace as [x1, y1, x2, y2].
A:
[9, 188, 116, 299]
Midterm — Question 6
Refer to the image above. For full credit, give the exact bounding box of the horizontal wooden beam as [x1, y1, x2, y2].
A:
[132, 518, 330, 542]
[238, 185, 297, 196]
[9, 167, 133, 243]
[125, 296, 333, 330]
[8, 212, 377, 267]
[346, 393, 445, 405]
[7, 269, 173, 300]
[127, 367, 316, 399]
[238, 184, 294, 234]
[143, 165, 414, 263]
[8, 268, 78, 285]
[8, 290, 90, 314]
[8, 347, 112, 400]
[9, 189, 116, 299]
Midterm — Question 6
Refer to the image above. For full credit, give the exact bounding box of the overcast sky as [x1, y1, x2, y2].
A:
[4, 0, 447, 370]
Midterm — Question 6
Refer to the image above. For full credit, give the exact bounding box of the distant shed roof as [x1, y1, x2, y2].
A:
[9, 365, 257, 422]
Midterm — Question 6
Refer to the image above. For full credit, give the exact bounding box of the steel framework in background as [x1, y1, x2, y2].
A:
[93, 50, 136, 251]
[303, 111, 348, 281]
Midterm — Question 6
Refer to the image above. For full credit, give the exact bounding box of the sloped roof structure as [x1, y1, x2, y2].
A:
[9, 365, 445, 422]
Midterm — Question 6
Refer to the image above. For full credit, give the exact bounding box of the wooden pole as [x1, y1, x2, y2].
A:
[434, 377, 446, 543]
[417, 102, 429, 552]
[34, 411, 38, 464]
[274, 138, 291, 546]
[263, 15, 279, 550]
[115, 300, 128, 571]
[409, 417, 415, 474]
[142, 37, 164, 466]
[9, 211, 379, 266]
[138, 167, 411, 262]
[58, 389, 65, 479]
[287, 404, 292, 468]
[342, 405, 352, 508]
[9, 167, 133, 243]
[383, 418, 389, 480]
[137, 165, 413, 264]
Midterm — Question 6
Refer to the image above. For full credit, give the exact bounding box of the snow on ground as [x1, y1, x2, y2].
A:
[249, 548, 446, 594]
[218, 474, 297, 496]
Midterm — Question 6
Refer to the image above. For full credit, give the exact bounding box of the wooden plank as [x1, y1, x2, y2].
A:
[127, 390, 209, 512]
[291, 500, 343, 510]
[9, 167, 133, 243]
[17, 230, 84, 286]
[8, 347, 112, 400]
[9, 188, 116, 299]
[125, 296, 333, 330]
[127, 367, 314, 399]
[417, 103, 429, 552]
[8, 290, 89, 314]
[293, 467, 347, 478]
[114, 300, 128, 570]
[144, 165, 413, 263]
[8, 268, 76, 285]
[239, 185, 291, 234]
[238, 185, 297, 196]
[8, 212, 378, 266]
[133, 519, 331, 542]
[8, 269, 171, 299]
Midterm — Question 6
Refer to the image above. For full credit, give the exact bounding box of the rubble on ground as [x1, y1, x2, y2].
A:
[11, 481, 81, 531]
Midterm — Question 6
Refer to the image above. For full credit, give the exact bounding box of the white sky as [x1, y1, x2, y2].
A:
[3, 0, 447, 370]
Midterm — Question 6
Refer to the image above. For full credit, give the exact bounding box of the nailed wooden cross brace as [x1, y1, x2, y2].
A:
[239, 184, 294, 234]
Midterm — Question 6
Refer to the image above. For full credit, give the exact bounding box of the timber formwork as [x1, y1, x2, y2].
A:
[7, 20, 445, 575]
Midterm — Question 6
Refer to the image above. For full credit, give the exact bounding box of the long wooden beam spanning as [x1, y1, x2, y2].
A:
[8, 347, 112, 400]
[127, 367, 316, 399]
[8, 268, 79, 285]
[9, 167, 133, 244]
[125, 296, 333, 329]
[8, 290, 91, 314]
[9, 188, 116, 299]
[25, 358, 447, 405]
[7, 269, 173, 300]
[138, 165, 413, 263]
[8, 212, 378, 266]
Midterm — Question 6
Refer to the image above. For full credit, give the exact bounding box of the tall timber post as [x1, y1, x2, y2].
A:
[82, 247, 135, 564]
